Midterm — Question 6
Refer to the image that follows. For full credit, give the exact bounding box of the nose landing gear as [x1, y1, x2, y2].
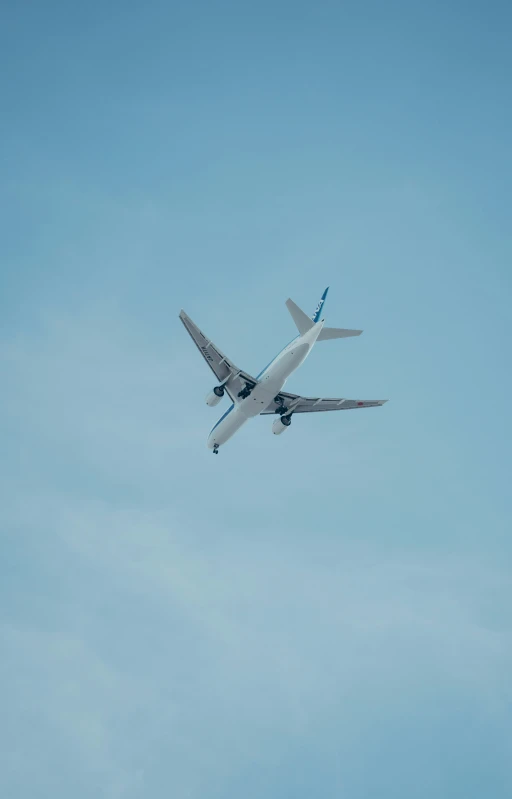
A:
[213, 445, 219, 455]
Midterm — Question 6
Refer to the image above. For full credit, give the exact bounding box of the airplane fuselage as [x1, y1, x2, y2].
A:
[207, 321, 324, 450]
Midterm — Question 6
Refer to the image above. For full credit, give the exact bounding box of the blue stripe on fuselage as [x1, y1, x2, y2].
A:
[256, 335, 299, 380]
[210, 403, 234, 434]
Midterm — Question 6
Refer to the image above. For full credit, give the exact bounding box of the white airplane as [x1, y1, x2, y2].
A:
[179, 288, 387, 454]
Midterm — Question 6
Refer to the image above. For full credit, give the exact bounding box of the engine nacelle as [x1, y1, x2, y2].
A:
[272, 415, 291, 435]
[206, 386, 224, 407]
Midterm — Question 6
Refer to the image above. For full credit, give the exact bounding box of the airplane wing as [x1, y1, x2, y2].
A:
[262, 392, 388, 414]
[179, 310, 258, 402]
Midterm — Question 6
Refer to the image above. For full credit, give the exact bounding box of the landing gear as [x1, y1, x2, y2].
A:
[213, 445, 219, 455]
[274, 396, 289, 415]
[237, 384, 252, 399]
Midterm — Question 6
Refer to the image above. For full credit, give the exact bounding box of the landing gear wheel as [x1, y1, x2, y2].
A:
[213, 447, 219, 455]
[237, 385, 252, 399]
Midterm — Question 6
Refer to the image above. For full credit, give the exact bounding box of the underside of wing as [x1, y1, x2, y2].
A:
[179, 310, 258, 402]
[262, 393, 388, 414]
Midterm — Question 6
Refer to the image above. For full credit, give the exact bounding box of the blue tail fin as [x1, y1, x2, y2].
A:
[312, 287, 329, 322]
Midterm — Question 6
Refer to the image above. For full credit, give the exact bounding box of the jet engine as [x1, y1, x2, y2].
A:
[272, 415, 292, 435]
[206, 386, 225, 407]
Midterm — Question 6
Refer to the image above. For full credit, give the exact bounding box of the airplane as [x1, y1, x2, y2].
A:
[179, 287, 387, 454]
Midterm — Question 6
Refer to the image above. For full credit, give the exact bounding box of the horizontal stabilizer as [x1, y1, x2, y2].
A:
[317, 327, 363, 341]
[286, 299, 315, 335]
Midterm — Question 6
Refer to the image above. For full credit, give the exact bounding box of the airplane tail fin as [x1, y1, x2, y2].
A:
[317, 327, 363, 341]
[312, 287, 329, 322]
[285, 299, 314, 334]
[286, 287, 330, 334]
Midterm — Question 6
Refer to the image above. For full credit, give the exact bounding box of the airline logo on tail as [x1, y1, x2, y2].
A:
[312, 287, 329, 323]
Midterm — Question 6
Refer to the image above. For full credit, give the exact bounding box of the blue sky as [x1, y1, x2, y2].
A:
[1, 1, 511, 797]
